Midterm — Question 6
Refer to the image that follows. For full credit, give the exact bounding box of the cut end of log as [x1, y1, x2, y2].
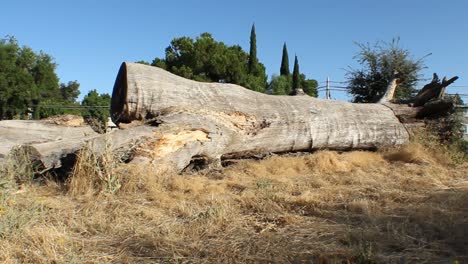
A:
[111, 62, 128, 124]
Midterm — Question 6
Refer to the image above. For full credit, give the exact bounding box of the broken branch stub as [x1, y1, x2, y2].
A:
[411, 73, 459, 107]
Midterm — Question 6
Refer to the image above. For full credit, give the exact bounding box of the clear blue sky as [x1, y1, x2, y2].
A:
[1, 0, 467, 101]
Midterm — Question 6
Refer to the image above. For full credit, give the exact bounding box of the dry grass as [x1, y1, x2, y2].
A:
[0, 143, 467, 263]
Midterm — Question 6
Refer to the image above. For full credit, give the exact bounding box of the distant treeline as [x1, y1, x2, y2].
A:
[0, 36, 110, 129]
[137, 25, 318, 97]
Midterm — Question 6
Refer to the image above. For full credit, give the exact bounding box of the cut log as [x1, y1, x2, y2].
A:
[111, 62, 410, 172]
[0, 119, 157, 171]
[0, 120, 97, 160]
[21, 125, 157, 170]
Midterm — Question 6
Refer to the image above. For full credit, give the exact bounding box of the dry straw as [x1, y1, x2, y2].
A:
[0, 136, 466, 263]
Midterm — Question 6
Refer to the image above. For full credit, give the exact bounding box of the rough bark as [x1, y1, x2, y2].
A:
[0, 120, 97, 160]
[1, 64, 457, 174]
[22, 126, 157, 170]
[111, 62, 410, 172]
[0, 120, 157, 171]
[405, 73, 458, 107]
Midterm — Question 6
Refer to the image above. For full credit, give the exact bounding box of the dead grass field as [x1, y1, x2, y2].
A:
[0, 143, 467, 263]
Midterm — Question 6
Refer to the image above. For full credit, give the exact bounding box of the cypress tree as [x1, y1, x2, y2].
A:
[280, 43, 290, 76]
[248, 24, 257, 74]
[292, 55, 300, 89]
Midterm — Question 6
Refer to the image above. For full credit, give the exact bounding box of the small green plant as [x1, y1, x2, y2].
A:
[0, 194, 45, 239]
[351, 237, 377, 264]
[256, 178, 272, 190]
[255, 178, 280, 201]
[411, 115, 466, 165]
[0, 148, 37, 186]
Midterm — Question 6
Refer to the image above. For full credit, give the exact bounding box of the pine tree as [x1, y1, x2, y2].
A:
[292, 55, 300, 89]
[248, 23, 257, 74]
[280, 43, 290, 76]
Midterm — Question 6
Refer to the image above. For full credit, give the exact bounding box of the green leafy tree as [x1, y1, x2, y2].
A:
[301, 76, 318, 97]
[292, 55, 300, 89]
[347, 38, 426, 103]
[36, 100, 80, 119]
[32, 52, 60, 100]
[0, 36, 81, 120]
[135, 60, 150, 65]
[269, 74, 291, 95]
[81, 90, 111, 132]
[149, 32, 267, 92]
[269, 73, 318, 97]
[0, 37, 37, 119]
[151, 58, 166, 69]
[248, 24, 257, 74]
[60, 81, 80, 103]
[36, 81, 81, 118]
[280, 43, 290, 76]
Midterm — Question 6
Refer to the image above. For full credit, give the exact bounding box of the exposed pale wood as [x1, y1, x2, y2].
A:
[378, 73, 399, 103]
[111, 62, 410, 171]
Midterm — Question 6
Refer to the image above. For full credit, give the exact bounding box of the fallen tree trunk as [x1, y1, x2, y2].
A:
[0, 120, 157, 171]
[22, 126, 157, 170]
[0, 120, 97, 160]
[2, 63, 456, 174]
[111, 62, 411, 172]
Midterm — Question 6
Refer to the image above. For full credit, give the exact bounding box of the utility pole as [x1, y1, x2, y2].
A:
[326, 77, 330, 99]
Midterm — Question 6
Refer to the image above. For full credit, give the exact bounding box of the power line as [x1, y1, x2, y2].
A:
[29, 105, 110, 109]
[317, 87, 348, 90]
[447, 93, 468, 97]
[318, 89, 349, 92]
[316, 77, 468, 100]
[328, 89, 349, 92]
[318, 81, 347, 84]
[329, 86, 349, 89]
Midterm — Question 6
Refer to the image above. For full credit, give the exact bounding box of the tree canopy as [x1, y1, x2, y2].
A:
[0, 36, 83, 120]
[60, 81, 81, 103]
[248, 24, 257, 74]
[81, 89, 111, 132]
[347, 38, 426, 103]
[141, 29, 320, 97]
[150, 32, 267, 92]
[0, 36, 60, 119]
[292, 55, 300, 89]
[36, 81, 82, 119]
[269, 73, 318, 97]
[269, 47, 317, 97]
[280, 43, 290, 76]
